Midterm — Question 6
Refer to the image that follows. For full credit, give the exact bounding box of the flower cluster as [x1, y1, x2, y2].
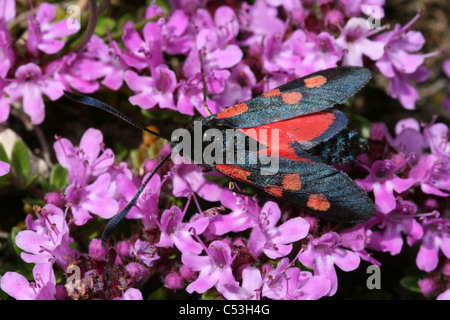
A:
[0, 0, 448, 301]
[0, 0, 435, 126]
[2, 120, 448, 300]
[355, 118, 450, 298]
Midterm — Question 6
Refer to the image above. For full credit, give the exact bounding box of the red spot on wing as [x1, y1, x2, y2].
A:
[281, 92, 302, 104]
[307, 194, 331, 211]
[304, 75, 327, 88]
[258, 147, 309, 162]
[264, 185, 283, 197]
[216, 164, 251, 182]
[239, 111, 336, 161]
[262, 88, 281, 98]
[217, 103, 248, 119]
[282, 173, 302, 191]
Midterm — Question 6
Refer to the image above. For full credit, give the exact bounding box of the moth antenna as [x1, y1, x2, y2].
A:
[199, 51, 212, 116]
[64, 91, 171, 141]
[101, 152, 171, 246]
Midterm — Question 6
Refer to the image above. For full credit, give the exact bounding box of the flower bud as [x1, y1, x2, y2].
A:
[126, 262, 149, 285]
[89, 239, 107, 261]
[165, 272, 183, 290]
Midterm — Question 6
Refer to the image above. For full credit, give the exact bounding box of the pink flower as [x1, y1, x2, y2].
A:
[416, 216, 450, 272]
[425, 122, 450, 161]
[54, 128, 115, 183]
[1, 263, 57, 300]
[368, 201, 423, 255]
[392, 118, 427, 159]
[339, 0, 386, 19]
[182, 240, 238, 294]
[238, 0, 285, 46]
[176, 77, 220, 116]
[121, 21, 163, 70]
[196, 6, 242, 70]
[297, 232, 361, 296]
[156, 205, 209, 254]
[212, 62, 256, 109]
[83, 35, 128, 91]
[131, 239, 160, 267]
[160, 9, 193, 55]
[115, 171, 161, 228]
[248, 201, 309, 259]
[46, 52, 101, 94]
[218, 267, 263, 300]
[207, 189, 259, 235]
[182, 6, 243, 109]
[171, 163, 222, 202]
[436, 289, 450, 300]
[15, 204, 77, 270]
[124, 65, 177, 110]
[120, 288, 143, 300]
[375, 15, 425, 77]
[357, 159, 415, 214]
[336, 17, 384, 66]
[0, 0, 15, 24]
[261, 258, 331, 300]
[374, 13, 432, 109]
[282, 268, 332, 300]
[145, 3, 164, 19]
[0, 159, 9, 176]
[388, 66, 428, 110]
[27, 2, 80, 56]
[67, 174, 119, 225]
[410, 122, 450, 195]
[300, 32, 343, 71]
[409, 154, 450, 196]
[54, 128, 118, 225]
[0, 15, 15, 78]
[4, 63, 65, 124]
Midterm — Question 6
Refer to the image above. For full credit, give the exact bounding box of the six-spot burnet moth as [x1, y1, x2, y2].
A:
[64, 65, 376, 246]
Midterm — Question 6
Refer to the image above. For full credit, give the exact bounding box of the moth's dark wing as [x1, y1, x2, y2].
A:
[215, 157, 375, 223]
[196, 67, 374, 222]
[212, 67, 372, 129]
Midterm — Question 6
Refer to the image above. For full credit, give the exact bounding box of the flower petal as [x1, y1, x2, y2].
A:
[0, 272, 35, 300]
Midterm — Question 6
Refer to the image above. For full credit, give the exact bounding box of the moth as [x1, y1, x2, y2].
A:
[64, 66, 375, 245]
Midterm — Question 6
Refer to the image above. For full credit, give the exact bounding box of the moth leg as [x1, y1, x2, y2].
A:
[227, 181, 256, 198]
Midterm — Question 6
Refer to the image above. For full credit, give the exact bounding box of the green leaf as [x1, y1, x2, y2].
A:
[118, 12, 136, 28]
[400, 276, 421, 293]
[49, 164, 69, 191]
[0, 260, 34, 284]
[130, 149, 140, 169]
[95, 16, 117, 37]
[0, 143, 9, 163]
[8, 227, 23, 258]
[114, 143, 130, 162]
[0, 288, 8, 300]
[39, 175, 49, 191]
[154, 0, 170, 14]
[148, 287, 167, 300]
[0, 143, 10, 186]
[11, 139, 30, 181]
[201, 290, 221, 300]
[24, 172, 39, 189]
